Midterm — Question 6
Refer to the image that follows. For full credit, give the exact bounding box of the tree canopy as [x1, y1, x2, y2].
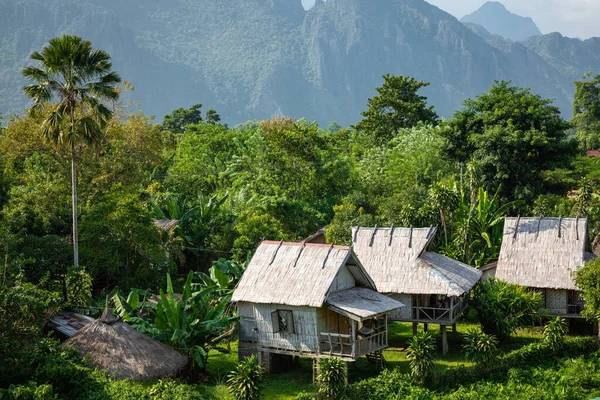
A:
[442, 80, 576, 201]
[354, 74, 438, 144]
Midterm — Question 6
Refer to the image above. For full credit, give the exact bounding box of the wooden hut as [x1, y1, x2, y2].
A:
[351, 226, 482, 354]
[232, 240, 403, 371]
[495, 217, 595, 317]
[66, 306, 188, 380]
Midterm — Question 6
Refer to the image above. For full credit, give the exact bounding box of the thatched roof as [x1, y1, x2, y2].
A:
[352, 227, 482, 296]
[326, 287, 403, 320]
[153, 219, 179, 231]
[66, 307, 187, 380]
[232, 241, 378, 308]
[495, 217, 592, 290]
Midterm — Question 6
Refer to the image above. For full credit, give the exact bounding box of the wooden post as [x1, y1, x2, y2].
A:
[344, 362, 349, 384]
[412, 322, 418, 336]
[441, 325, 448, 356]
[423, 323, 429, 332]
[452, 323, 457, 334]
[450, 297, 455, 321]
[384, 314, 388, 347]
[351, 320, 357, 358]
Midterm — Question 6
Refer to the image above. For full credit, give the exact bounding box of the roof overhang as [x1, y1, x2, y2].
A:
[325, 287, 404, 321]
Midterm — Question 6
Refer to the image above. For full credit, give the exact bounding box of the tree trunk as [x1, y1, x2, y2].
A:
[71, 147, 79, 267]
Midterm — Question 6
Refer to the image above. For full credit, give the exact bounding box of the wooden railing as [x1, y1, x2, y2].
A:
[412, 299, 466, 323]
[567, 303, 584, 315]
[318, 330, 387, 358]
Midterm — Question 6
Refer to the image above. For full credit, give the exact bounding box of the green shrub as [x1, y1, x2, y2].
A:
[543, 317, 567, 352]
[462, 329, 498, 367]
[315, 358, 347, 399]
[3, 382, 58, 400]
[31, 339, 107, 400]
[227, 355, 264, 400]
[349, 369, 434, 400]
[472, 279, 542, 342]
[406, 332, 436, 385]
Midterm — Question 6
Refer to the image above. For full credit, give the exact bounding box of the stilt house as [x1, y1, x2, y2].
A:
[495, 217, 595, 317]
[232, 240, 403, 370]
[351, 226, 481, 353]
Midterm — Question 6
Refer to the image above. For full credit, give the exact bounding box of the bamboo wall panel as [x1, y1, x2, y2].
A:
[253, 303, 319, 353]
[387, 293, 412, 320]
[330, 266, 356, 293]
[546, 289, 567, 315]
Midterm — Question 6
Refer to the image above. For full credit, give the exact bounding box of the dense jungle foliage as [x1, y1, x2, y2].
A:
[4, 33, 600, 399]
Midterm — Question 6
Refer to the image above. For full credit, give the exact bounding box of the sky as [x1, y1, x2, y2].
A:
[301, 0, 600, 39]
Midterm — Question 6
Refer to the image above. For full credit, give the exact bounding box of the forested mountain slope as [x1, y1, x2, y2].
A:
[0, 0, 596, 125]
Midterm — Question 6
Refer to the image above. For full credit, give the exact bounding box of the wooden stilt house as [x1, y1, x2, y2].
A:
[232, 241, 404, 371]
[495, 217, 595, 317]
[351, 226, 482, 354]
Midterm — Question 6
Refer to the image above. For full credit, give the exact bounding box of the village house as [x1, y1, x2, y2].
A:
[351, 226, 482, 354]
[231, 240, 404, 371]
[494, 217, 595, 317]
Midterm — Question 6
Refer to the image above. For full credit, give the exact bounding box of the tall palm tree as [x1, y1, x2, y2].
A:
[22, 35, 121, 266]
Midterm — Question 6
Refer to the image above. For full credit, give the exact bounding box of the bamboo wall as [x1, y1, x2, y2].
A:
[253, 303, 319, 353]
[386, 293, 412, 320]
[546, 289, 567, 315]
[329, 266, 356, 293]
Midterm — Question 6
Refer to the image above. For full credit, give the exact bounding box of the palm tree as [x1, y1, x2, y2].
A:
[22, 35, 121, 266]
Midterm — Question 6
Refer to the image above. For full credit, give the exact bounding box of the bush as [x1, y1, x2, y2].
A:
[227, 355, 264, 400]
[543, 317, 567, 352]
[30, 339, 107, 400]
[406, 332, 436, 385]
[349, 369, 434, 400]
[462, 329, 498, 367]
[472, 279, 542, 342]
[315, 358, 347, 399]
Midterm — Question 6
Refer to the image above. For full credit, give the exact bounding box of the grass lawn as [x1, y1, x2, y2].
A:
[197, 320, 548, 400]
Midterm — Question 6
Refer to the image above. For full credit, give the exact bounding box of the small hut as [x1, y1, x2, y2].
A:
[495, 217, 595, 317]
[351, 226, 482, 354]
[232, 240, 403, 371]
[66, 306, 188, 380]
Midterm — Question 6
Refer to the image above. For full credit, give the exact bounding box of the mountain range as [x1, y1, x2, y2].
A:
[0, 0, 598, 126]
[461, 2, 542, 42]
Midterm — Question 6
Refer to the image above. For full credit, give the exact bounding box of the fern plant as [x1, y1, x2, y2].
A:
[406, 332, 436, 385]
[316, 358, 347, 399]
[227, 355, 264, 400]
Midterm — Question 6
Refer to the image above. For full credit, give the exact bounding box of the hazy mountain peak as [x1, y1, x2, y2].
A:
[461, 1, 542, 42]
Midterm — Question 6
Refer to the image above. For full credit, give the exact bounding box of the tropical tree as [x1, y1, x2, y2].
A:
[355, 74, 438, 144]
[572, 73, 600, 150]
[162, 104, 203, 133]
[442, 81, 575, 201]
[573, 257, 600, 340]
[22, 35, 121, 267]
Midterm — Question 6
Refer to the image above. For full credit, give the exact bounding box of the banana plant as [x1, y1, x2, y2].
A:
[197, 257, 247, 297]
[115, 271, 238, 373]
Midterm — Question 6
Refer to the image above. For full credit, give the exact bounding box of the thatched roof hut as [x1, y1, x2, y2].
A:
[66, 306, 188, 380]
[495, 217, 594, 290]
[351, 227, 482, 296]
[232, 241, 401, 314]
